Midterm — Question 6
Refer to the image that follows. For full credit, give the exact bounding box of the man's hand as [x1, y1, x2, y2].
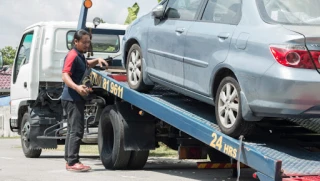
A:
[87, 58, 109, 68]
[76, 85, 91, 97]
[97, 58, 108, 68]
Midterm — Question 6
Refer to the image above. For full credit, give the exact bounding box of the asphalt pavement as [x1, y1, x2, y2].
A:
[0, 138, 256, 181]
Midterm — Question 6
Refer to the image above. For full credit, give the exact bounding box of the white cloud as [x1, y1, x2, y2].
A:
[0, 0, 157, 49]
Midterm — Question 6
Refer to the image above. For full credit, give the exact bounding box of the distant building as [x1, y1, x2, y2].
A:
[0, 66, 12, 96]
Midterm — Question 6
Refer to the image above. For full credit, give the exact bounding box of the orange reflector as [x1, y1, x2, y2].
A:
[179, 146, 207, 159]
[139, 111, 144, 116]
[84, 0, 92, 8]
[197, 162, 249, 169]
[253, 173, 257, 179]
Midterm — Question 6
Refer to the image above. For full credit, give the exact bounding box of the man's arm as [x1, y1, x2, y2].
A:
[87, 58, 108, 68]
[62, 73, 79, 91]
[62, 73, 89, 96]
[62, 51, 89, 96]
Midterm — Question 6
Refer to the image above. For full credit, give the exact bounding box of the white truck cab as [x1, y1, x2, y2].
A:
[9, 21, 127, 157]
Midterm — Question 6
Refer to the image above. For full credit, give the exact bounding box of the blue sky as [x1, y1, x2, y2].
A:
[0, 0, 157, 49]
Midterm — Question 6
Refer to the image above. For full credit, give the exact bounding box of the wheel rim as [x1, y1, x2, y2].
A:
[128, 50, 142, 86]
[21, 121, 31, 148]
[218, 83, 239, 129]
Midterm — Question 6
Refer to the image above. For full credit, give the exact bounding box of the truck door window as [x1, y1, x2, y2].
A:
[67, 31, 120, 53]
[13, 32, 34, 83]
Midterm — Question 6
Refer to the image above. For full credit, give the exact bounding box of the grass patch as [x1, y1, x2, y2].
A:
[52, 142, 177, 158]
[10, 137, 177, 158]
[54, 145, 99, 155]
[0, 136, 20, 139]
[150, 143, 177, 158]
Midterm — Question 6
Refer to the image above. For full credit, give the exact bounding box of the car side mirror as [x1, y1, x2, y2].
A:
[166, 8, 180, 19]
[152, 5, 165, 19]
[0, 52, 3, 69]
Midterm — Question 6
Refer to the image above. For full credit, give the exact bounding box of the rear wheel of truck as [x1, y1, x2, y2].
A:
[98, 105, 131, 170]
[127, 150, 149, 170]
[20, 113, 42, 158]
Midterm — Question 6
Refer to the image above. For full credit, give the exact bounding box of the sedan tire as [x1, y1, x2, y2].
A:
[215, 76, 255, 137]
[126, 44, 154, 92]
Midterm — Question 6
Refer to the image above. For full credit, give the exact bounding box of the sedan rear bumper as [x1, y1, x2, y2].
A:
[249, 63, 320, 118]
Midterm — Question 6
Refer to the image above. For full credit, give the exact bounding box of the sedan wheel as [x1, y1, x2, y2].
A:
[218, 83, 239, 129]
[215, 76, 255, 137]
[126, 44, 154, 92]
[128, 49, 142, 86]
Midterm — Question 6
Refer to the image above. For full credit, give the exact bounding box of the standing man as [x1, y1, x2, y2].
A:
[61, 29, 108, 172]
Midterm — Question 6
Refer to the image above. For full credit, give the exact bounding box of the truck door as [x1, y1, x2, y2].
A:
[11, 27, 40, 102]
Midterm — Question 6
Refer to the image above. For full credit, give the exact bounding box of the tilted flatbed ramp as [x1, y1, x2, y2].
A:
[88, 69, 320, 181]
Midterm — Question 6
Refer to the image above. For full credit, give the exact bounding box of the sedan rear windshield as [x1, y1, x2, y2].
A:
[257, 0, 320, 25]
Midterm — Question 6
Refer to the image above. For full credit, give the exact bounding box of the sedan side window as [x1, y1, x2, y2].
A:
[202, 0, 242, 25]
[165, 0, 203, 20]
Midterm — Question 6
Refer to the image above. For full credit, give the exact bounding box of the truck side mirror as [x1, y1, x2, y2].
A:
[0, 52, 3, 69]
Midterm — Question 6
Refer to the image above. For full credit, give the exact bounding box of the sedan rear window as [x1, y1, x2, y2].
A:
[258, 0, 320, 25]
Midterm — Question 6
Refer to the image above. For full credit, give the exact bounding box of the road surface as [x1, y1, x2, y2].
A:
[0, 138, 256, 181]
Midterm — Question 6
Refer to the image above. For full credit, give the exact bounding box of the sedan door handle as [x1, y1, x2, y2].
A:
[175, 28, 185, 33]
[24, 82, 27, 88]
[218, 33, 230, 40]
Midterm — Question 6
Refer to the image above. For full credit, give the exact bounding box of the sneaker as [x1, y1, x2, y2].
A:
[66, 162, 91, 172]
[78, 162, 91, 170]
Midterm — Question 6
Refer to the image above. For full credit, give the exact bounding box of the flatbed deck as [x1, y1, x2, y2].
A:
[89, 69, 320, 181]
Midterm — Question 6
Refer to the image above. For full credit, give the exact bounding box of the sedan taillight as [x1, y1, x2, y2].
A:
[270, 45, 315, 69]
[309, 51, 320, 69]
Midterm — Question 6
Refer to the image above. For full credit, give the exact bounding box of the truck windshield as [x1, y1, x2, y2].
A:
[67, 31, 120, 53]
[259, 0, 320, 25]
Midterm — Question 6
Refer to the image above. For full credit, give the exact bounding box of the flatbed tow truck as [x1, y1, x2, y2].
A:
[10, 0, 320, 181]
[78, 1, 320, 181]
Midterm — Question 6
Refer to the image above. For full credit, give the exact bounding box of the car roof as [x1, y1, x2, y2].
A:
[25, 21, 128, 31]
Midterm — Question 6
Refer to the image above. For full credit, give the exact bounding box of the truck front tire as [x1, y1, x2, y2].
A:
[20, 113, 42, 158]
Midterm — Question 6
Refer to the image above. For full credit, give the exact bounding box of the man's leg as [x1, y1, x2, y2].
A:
[67, 100, 85, 166]
[62, 100, 70, 163]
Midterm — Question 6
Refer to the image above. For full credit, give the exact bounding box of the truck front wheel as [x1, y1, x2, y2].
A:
[20, 113, 42, 158]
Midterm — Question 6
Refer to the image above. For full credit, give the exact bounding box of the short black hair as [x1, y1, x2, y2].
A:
[73, 29, 90, 41]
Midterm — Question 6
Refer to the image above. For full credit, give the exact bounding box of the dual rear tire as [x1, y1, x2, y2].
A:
[98, 105, 149, 170]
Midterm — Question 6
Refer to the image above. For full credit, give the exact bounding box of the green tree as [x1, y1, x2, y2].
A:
[124, 3, 140, 25]
[124, 0, 160, 25]
[100, 18, 106, 23]
[0, 46, 16, 65]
